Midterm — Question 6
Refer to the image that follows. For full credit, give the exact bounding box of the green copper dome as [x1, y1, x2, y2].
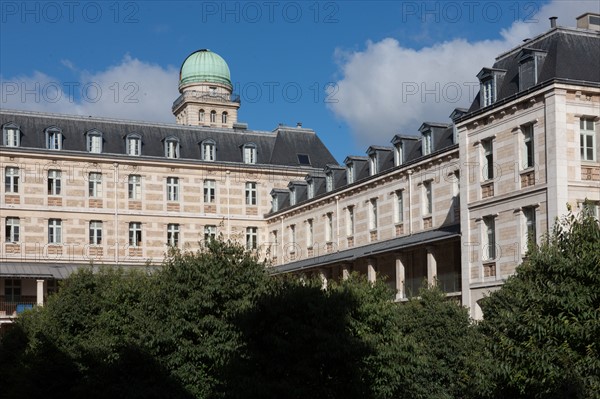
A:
[179, 49, 232, 90]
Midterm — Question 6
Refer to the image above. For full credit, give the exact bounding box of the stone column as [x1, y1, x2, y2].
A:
[426, 246, 437, 285]
[36, 279, 44, 306]
[367, 258, 376, 283]
[395, 254, 406, 300]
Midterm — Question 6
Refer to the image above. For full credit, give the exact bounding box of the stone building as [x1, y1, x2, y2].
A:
[1, 14, 599, 325]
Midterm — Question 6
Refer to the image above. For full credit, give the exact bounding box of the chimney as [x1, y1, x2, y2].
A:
[549, 16, 557, 28]
[296, 122, 302, 128]
[577, 12, 600, 31]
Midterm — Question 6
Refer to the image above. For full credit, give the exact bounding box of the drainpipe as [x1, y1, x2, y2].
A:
[226, 170, 231, 240]
[280, 215, 284, 261]
[335, 195, 340, 249]
[113, 163, 119, 265]
[407, 169, 413, 235]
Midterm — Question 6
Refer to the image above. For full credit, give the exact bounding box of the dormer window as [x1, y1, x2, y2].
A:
[86, 130, 103, 153]
[222, 111, 228, 124]
[369, 154, 378, 175]
[347, 163, 354, 184]
[2, 123, 20, 147]
[477, 68, 506, 107]
[394, 143, 403, 166]
[210, 110, 217, 123]
[518, 49, 547, 91]
[165, 137, 180, 159]
[201, 139, 216, 161]
[325, 173, 333, 192]
[307, 180, 314, 199]
[45, 127, 62, 150]
[422, 131, 433, 155]
[199, 109, 205, 123]
[272, 195, 279, 212]
[243, 143, 257, 164]
[126, 134, 141, 156]
[289, 187, 296, 206]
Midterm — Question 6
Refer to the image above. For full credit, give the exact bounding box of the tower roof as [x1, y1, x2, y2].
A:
[179, 49, 232, 90]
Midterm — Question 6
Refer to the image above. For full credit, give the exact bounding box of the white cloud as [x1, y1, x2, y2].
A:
[1, 55, 179, 123]
[329, 0, 595, 147]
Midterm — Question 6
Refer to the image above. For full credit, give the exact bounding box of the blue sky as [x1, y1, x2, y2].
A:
[1, 0, 597, 162]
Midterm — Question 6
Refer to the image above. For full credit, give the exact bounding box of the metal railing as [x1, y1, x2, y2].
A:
[172, 91, 241, 110]
[0, 300, 37, 317]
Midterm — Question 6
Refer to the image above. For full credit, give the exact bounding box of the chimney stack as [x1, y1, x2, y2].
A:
[296, 122, 302, 128]
[550, 16, 557, 28]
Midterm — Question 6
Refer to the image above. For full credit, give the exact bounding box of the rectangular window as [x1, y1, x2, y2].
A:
[5, 167, 19, 193]
[394, 144, 403, 166]
[202, 141, 216, 161]
[307, 181, 314, 199]
[48, 170, 62, 195]
[166, 177, 179, 201]
[5, 217, 20, 242]
[347, 206, 354, 236]
[47, 130, 61, 150]
[580, 201, 599, 220]
[129, 222, 142, 247]
[325, 174, 333, 192]
[4, 279, 21, 302]
[204, 225, 217, 242]
[271, 230, 278, 258]
[423, 181, 432, 215]
[523, 207, 536, 247]
[127, 136, 141, 156]
[246, 227, 258, 250]
[128, 175, 141, 200]
[369, 154, 378, 175]
[4, 127, 19, 147]
[423, 131, 433, 155]
[88, 134, 102, 153]
[306, 219, 313, 247]
[522, 125, 534, 169]
[204, 180, 216, 203]
[272, 196, 279, 212]
[395, 190, 404, 223]
[89, 221, 102, 245]
[290, 224, 296, 245]
[369, 199, 378, 230]
[346, 163, 354, 184]
[245, 182, 257, 205]
[243, 146, 257, 164]
[167, 223, 180, 247]
[482, 139, 494, 180]
[483, 216, 496, 260]
[326, 213, 333, 242]
[88, 172, 102, 197]
[165, 140, 178, 158]
[481, 79, 495, 107]
[580, 118, 596, 161]
[48, 219, 62, 244]
[289, 187, 296, 206]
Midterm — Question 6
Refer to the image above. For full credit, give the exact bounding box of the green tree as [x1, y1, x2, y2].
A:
[479, 207, 600, 398]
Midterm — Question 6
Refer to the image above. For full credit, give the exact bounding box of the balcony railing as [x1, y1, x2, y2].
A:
[0, 300, 37, 318]
[172, 90, 241, 110]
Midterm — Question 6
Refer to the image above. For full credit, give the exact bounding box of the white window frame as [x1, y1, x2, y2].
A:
[306, 219, 313, 247]
[394, 143, 403, 166]
[5, 217, 20, 243]
[222, 111, 228, 124]
[523, 207, 536, 247]
[199, 109, 205, 123]
[3, 124, 20, 147]
[482, 139, 494, 180]
[326, 213, 333, 242]
[88, 172, 102, 198]
[46, 127, 62, 150]
[128, 175, 141, 200]
[579, 201, 599, 220]
[346, 206, 354, 237]
[483, 216, 496, 261]
[48, 219, 62, 244]
[89, 221, 102, 245]
[307, 181, 314, 199]
[5, 167, 19, 193]
[289, 224, 296, 245]
[423, 131, 433, 155]
[204, 179, 216, 203]
[204, 225, 217, 242]
[522, 124, 534, 169]
[126, 134, 141, 156]
[325, 173, 333, 192]
[369, 198, 378, 230]
[129, 222, 142, 247]
[87, 131, 103, 153]
[48, 170, 62, 196]
[423, 181, 432, 216]
[245, 182, 257, 205]
[167, 223, 180, 247]
[210, 110, 217, 123]
[346, 163, 354, 184]
[201, 139, 216, 161]
[395, 190, 404, 223]
[481, 79, 495, 107]
[246, 226, 258, 250]
[369, 154, 378, 175]
[165, 138, 180, 159]
[580, 118, 596, 162]
[166, 176, 179, 201]
[272, 195, 279, 212]
[289, 187, 296, 206]
[243, 143, 257, 164]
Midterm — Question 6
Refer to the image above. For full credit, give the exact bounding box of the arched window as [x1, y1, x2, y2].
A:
[45, 126, 62, 150]
[222, 111, 228, 124]
[86, 129, 103, 153]
[164, 136, 180, 159]
[2, 122, 20, 147]
[201, 139, 216, 161]
[210, 110, 217, 123]
[242, 143, 257, 164]
[199, 109, 205, 123]
[126, 133, 142, 156]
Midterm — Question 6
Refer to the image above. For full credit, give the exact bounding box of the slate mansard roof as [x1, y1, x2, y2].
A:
[0, 109, 337, 168]
[468, 27, 600, 113]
